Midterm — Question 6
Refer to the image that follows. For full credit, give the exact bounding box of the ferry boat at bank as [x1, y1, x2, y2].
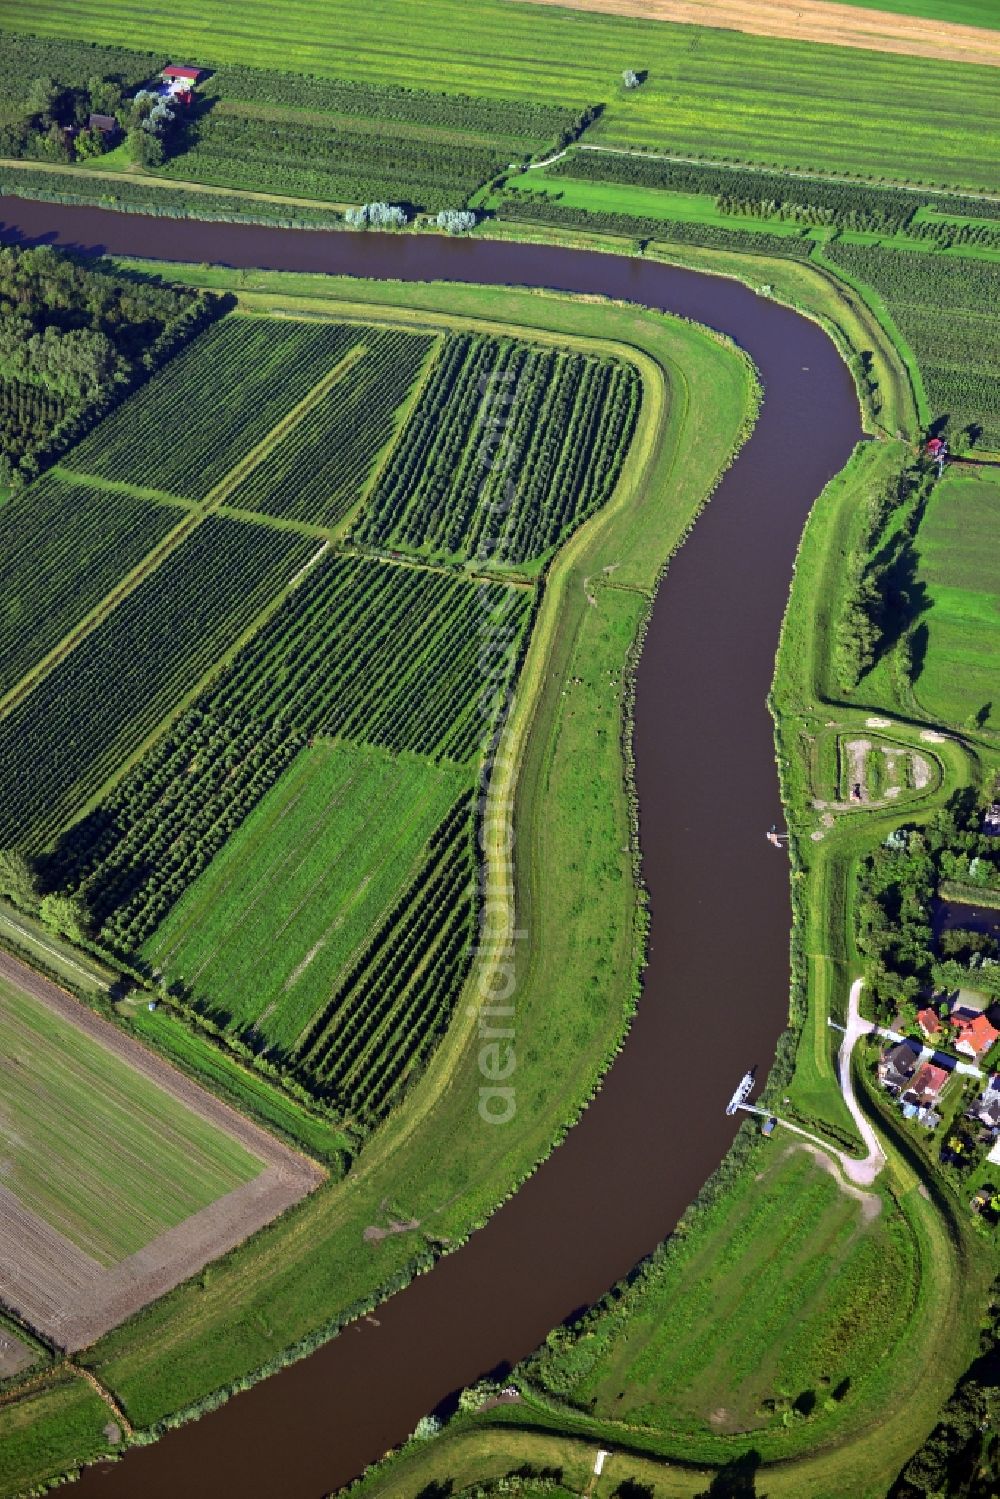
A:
[726, 1069, 755, 1115]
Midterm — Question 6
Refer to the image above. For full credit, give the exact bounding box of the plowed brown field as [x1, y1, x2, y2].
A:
[514, 0, 1000, 67]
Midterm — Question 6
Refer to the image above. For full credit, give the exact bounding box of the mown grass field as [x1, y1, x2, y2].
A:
[526, 1145, 921, 1450]
[4, 0, 999, 190]
[145, 741, 467, 1052]
[912, 471, 1000, 730]
[0, 976, 262, 1264]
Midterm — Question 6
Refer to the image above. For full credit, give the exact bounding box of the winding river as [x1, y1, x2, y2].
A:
[0, 200, 863, 1498]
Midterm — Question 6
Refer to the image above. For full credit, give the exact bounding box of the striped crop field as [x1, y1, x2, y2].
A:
[143, 741, 468, 1063]
[0, 516, 316, 851]
[294, 789, 477, 1121]
[354, 332, 641, 566]
[203, 552, 534, 762]
[62, 316, 365, 501]
[3, 1, 999, 189]
[0, 475, 180, 698]
[0, 976, 262, 1264]
[224, 326, 436, 527]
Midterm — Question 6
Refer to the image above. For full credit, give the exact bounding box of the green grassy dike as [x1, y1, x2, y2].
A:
[341, 447, 996, 1499]
[0, 273, 757, 1496]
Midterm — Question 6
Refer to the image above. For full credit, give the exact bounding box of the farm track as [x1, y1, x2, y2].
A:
[515, 0, 1000, 66]
[0, 951, 324, 1352]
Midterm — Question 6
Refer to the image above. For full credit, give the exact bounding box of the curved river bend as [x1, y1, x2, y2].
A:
[0, 201, 862, 1498]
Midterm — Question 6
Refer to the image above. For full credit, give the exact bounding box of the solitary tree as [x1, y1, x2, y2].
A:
[39, 891, 90, 942]
[622, 68, 641, 88]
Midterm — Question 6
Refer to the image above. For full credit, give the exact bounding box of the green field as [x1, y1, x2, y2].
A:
[523, 1145, 925, 1461]
[63, 315, 364, 501]
[834, 0, 1000, 23]
[29, 275, 751, 1445]
[354, 331, 641, 565]
[0, 516, 314, 850]
[4, 1, 999, 191]
[912, 471, 1000, 729]
[224, 325, 435, 526]
[0, 475, 180, 698]
[0, 977, 262, 1264]
[145, 742, 467, 1054]
[822, 242, 1000, 449]
[0, 1378, 118, 1497]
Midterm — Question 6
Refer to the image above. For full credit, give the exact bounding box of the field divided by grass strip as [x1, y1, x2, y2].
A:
[204, 552, 533, 762]
[62, 315, 364, 501]
[0, 516, 316, 851]
[144, 741, 468, 1059]
[0, 977, 262, 1265]
[0, 474, 179, 698]
[354, 332, 641, 565]
[225, 325, 436, 527]
[295, 789, 477, 1121]
[4, 2, 999, 189]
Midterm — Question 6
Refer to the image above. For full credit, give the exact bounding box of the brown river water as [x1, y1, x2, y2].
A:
[0, 200, 863, 1497]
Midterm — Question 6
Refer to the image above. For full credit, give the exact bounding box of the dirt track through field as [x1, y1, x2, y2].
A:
[514, 0, 1000, 66]
[0, 951, 325, 1351]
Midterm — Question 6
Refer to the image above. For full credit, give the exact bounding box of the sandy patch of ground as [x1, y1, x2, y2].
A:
[0, 1325, 34, 1379]
[513, 0, 1000, 67]
[844, 738, 871, 801]
[867, 716, 892, 729]
[0, 951, 325, 1352]
[920, 729, 947, 743]
[912, 752, 932, 788]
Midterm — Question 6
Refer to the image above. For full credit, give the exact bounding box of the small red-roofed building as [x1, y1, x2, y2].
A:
[906, 1061, 950, 1108]
[916, 1006, 942, 1039]
[952, 1010, 1000, 1059]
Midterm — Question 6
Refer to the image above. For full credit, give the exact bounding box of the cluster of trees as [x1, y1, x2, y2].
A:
[345, 202, 408, 228]
[891, 1287, 1000, 1498]
[825, 242, 1000, 453]
[834, 462, 930, 693]
[0, 244, 202, 484]
[435, 209, 477, 233]
[856, 793, 1000, 1022]
[3, 72, 184, 168]
[0, 849, 90, 940]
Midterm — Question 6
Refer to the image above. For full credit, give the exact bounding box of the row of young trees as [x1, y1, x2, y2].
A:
[834, 461, 932, 693]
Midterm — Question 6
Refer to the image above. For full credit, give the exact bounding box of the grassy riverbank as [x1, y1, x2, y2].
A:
[353, 440, 997, 1499]
[0, 271, 756, 1494]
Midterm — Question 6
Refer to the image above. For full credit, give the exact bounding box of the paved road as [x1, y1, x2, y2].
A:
[742, 977, 886, 1187]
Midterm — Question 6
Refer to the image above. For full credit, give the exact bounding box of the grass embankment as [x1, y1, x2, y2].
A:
[359, 445, 995, 1499]
[0, 272, 756, 1491]
[5, 0, 999, 189]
